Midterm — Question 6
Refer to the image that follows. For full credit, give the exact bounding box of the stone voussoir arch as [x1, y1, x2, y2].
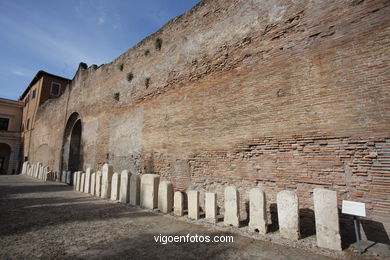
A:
[61, 112, 83, 173]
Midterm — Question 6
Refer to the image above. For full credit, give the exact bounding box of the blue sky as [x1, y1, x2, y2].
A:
[0, 0, 200, 100]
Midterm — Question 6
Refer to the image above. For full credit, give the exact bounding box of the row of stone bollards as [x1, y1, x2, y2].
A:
[20, 161, 56, 181]
[74, 163, 342, 252]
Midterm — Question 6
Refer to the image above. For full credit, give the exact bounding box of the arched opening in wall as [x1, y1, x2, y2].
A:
[0, 143, 11, 175]
[61, 112, 83, 172]
[69, 120, 81, 171]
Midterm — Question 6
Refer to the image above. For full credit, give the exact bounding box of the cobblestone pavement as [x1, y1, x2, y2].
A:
[0, 175, 374, 259]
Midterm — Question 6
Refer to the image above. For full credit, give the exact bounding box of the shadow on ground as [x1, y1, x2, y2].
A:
[0, 179, 156, 238]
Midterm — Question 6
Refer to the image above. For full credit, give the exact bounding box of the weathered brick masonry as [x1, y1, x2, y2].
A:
[30, 0, 389, 242]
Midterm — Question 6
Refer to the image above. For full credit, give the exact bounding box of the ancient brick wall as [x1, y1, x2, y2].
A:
[30, 0, 390, 241]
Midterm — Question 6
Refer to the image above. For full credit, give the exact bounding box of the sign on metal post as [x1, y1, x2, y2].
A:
[342, 200, 366, 256]
[342, 200, 366, 217]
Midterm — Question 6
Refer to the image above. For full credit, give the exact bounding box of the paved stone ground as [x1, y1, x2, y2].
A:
[0, 175, 382, 260]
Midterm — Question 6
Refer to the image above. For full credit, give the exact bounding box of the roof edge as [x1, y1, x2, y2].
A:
[19, 70, 71, 100]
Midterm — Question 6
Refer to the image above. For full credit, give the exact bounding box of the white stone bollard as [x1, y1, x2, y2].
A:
[35, 163, 41, 178]
[277, 190, 300, 240]
[140, 174, 160, 209]
[80, 172, 86, 193]
[72, 172, 76, 189]
[38, 164, 42, 179]
[76, 171, 82, 191]
[174, 191, 184, 216]
[32, 163, 36, 177]
[313, 188, 342, 251]
[188, 190, 200, 220]
[30, 163, 35, 177]
[40, 166, 44, 180]
[249, 187, 268, 234]
[101, 164, 114, 199]
[158, 181, 173, 213]
[129, 174, 140, 205]
[110, 172, 120, 201]
[84, 168, 93, 193]
[74, 172, 79, 190]
[205, 192, 217, 223]
[37, 165, 42, 179]
[43, 167, 49, 181]
[224, 186, 240, 227]
[21, 161, 28, 175]
[90, 172, 96, 195]
[95, 171, 102, 197]
[119, 170, 130, 203]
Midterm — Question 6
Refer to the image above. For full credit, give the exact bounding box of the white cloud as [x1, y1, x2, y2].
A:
[10, 68, 35, 77]
[98, 17, 105, 25]
[11, 70, 24, 76]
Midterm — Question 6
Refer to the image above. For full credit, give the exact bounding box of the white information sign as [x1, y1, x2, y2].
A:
[342, 200, 366, 217]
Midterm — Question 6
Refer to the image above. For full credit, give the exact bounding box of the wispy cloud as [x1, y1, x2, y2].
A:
[11, 70, 25, 76]
[10, 68, 35, 77]
[98, 17, 105, 25]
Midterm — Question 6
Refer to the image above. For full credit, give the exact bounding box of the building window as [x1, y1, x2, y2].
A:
[32, 89, 36, 99]
[0, 118, 10, 131]
[24, 95, 30, 107]
[51, 82, 61, 96]
[26, 119, 30, 130]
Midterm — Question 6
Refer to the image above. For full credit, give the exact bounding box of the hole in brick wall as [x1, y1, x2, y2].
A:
[145, 77, 151, 88]
[254, 228, 259, 233]
[117, 63, 124, 71]
[276, 89, 285, 97]
[155, 38, 163, 51]
[113, 92, 120, 101]
[127, 73, 134, 82]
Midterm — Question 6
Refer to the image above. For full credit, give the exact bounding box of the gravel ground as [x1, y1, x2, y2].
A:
[0, 175, 382, 260]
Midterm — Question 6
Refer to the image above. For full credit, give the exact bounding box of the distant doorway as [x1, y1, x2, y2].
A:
[69, 120, 81, 171]
[62, 113, 82, 172]
[0, 143, 11, 174]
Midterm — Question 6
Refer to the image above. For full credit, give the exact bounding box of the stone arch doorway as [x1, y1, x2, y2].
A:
[0, 143, 11, 174]
[62, 112, 83, 172]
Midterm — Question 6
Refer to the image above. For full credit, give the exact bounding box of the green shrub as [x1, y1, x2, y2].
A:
[127, 73, 134, 82]
[145, 77, 150, 88]
[113, 92, 120, 101]
[155, 38, 162, 51]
